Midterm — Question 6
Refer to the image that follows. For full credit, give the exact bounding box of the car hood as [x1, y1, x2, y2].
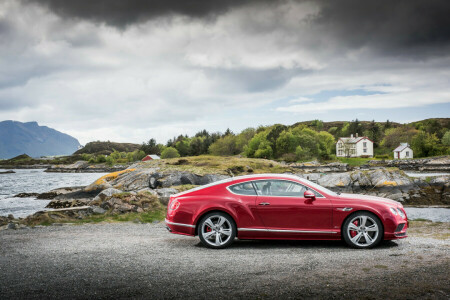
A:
[339, 193, 401, 207]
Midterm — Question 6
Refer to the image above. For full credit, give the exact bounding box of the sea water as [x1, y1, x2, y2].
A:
[0, 169, 107, 218]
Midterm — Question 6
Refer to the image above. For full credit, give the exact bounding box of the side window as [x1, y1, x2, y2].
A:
[253, 180, 306, 197]
[228, 182, 257, 196]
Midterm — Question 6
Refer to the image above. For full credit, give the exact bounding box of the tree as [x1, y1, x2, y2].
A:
[244, 131, 273, 158]
[348, 119, 362, 135]
[236, 128, 256, 152]
[175, 139, 190, 156]
[276, 130, 299, 156]
[381, 127, 419, 149]
[209, 135, 238, 156]
[411, 132, 440, 157]
[161, 147, 180, 159]
[141, 138, 160, 155]
[442, 131, 450, 146]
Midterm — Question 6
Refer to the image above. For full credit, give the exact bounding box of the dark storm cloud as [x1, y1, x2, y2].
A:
[23, 0, 275, 27]
[315, 0, 450, 56]
[23, 0, 450, 56]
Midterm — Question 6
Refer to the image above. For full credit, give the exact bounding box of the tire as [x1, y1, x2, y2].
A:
[198, 212, 236, 249]
[342, 211, 383, 249]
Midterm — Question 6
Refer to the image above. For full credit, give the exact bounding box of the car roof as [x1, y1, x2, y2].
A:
[173, 173, 305, 197]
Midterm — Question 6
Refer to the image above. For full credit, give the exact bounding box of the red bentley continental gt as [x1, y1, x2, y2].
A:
[165, 174, 408, 249]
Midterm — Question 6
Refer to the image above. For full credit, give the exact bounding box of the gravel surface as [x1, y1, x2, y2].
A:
[1, 223, 449, 299]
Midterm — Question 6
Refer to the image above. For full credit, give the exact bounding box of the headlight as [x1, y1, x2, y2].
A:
[397, 208, 406, 218]
[390, 207, 398, 215]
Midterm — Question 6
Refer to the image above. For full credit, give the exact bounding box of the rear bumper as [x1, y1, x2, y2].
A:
[165, 218, 196, 236]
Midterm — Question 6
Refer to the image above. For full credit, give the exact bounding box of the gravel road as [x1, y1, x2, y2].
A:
[1, 223, 449, 299]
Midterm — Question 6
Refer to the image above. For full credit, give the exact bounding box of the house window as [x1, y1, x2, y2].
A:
[363, 142, 367, 147]
[405, 151, 409, 157]
[338, 143, 343, 148]
[363, 149, 367, 153]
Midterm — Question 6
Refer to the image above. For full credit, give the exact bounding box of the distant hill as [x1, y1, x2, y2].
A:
[74, 141, 140, 155]
[0, 121, 80, 159]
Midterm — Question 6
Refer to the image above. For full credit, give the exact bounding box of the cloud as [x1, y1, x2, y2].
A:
[0, 0, 449, 144]
[277, 89, 450, 113]
[22, 0, 275, 27]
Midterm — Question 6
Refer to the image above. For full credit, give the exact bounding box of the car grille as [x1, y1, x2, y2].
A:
[395, 223, 405, 232]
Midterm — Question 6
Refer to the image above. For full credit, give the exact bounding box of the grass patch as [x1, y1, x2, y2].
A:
[411, 218, 432, 222]
[137, 155, 294, 175]
[27, 208, 166, 227]
[170, 184, 199, 192]
[374, 265, 388, 269]
[336, 157, 377, 167]
[80, 209, 166, 224]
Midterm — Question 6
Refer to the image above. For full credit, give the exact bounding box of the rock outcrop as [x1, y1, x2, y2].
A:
[45, 161, 128, 173]
[369, 156, 450, 172]
[299, 169, 449, 205]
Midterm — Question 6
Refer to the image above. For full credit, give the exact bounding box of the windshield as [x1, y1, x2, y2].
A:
[296, 176, 338, 196]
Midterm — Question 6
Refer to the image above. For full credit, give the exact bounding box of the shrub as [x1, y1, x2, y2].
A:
[105, 156, 115, 166]
[95, 155, 106, 163]
[161, 147, 180, 159]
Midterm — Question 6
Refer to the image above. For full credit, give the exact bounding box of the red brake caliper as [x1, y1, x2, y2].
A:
[350, 220, 359, 238]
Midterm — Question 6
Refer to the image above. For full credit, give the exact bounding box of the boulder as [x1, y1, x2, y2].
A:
[92, 188, 123, 202]
[317, 173, 352, 188]
[155, 188, 179, 205]
[90, 206, 106, 215]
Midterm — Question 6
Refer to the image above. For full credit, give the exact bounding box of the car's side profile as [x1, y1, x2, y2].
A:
[165, 174, 408, 249]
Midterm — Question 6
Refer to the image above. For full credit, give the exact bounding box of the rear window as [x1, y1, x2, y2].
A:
[228, 182, 257, 196]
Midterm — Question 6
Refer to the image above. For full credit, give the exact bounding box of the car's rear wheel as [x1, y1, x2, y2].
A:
[198, 212, 236, 249]
[342, 212, 383, 249]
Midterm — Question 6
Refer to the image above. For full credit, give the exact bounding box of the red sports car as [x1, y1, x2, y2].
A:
[165, 174, 408, 249]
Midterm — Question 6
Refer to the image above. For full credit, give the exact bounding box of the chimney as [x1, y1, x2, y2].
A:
[356, 133, 359, 137]
[350, 134, 354, 138]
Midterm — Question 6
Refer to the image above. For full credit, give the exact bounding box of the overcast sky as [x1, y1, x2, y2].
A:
[1, 0, 449, 144]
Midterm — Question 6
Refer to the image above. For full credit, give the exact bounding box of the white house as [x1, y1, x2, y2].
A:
[336, 134, 374, 158]
[393, 143, 413, 159]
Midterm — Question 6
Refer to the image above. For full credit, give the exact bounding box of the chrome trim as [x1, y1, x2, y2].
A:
[336, 207, 353, 212]
[238, 227, 337, 234]
[165, 219, 196, 228]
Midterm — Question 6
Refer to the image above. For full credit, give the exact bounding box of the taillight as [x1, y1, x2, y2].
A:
[169, 200, 180, 211]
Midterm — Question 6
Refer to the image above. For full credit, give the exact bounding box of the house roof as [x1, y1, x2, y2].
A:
[148, 154, 160, 159]
[394, 143, 410, 152]
[337, 136, 372, 144]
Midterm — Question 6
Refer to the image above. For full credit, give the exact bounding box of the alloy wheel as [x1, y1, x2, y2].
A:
[200, 215, 233, 247]
[347, 215, 379, 247]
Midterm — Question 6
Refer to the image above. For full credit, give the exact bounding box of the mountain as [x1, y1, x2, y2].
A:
[0, 121, 81, 159]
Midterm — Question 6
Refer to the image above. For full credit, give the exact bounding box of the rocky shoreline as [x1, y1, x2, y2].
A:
[1, 156, 449, 228]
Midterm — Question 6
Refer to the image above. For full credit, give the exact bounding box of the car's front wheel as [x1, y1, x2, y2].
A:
[198, 212, 236, 249]
[342, 212, 383, 249]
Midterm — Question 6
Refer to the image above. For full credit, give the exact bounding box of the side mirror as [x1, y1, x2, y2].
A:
[304, 190, 316, 200]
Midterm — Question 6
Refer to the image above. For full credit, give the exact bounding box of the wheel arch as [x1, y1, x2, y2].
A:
[340, 209, 385, 239]
[194, 209, 238, 236]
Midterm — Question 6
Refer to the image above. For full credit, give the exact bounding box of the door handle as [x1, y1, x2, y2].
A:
[258, 202, 270, 206]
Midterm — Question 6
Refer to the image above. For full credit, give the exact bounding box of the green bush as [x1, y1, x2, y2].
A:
[96, 155, 106, 163]
[161, 147, 180, 159]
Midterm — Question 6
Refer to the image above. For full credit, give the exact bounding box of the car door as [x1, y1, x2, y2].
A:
[254, 180, 332, 232]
